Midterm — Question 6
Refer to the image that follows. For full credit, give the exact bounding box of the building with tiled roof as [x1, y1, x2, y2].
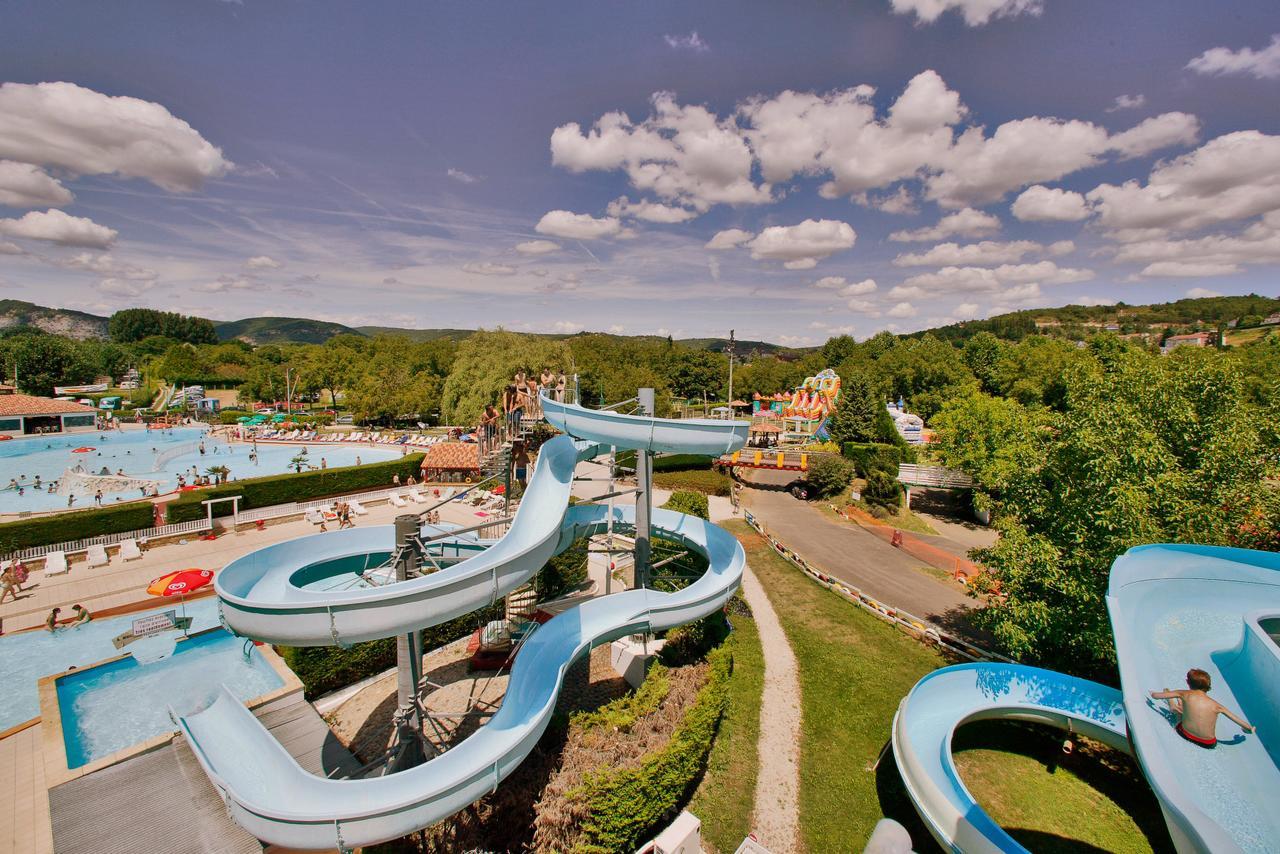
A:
[421, 442, 481, 482]
[0, 386, 97, 437]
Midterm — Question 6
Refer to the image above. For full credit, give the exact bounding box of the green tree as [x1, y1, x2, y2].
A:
[826, 370, 882, 445]
[0, 333, 96, 396]
[440, 330, 569, 425]
[109, 308, 217, 344]
[805, 455, 853, 499]
[961, 332, 1005, 394]
[931, 392, 1041, 492]
[662, 348, 726, 401]
[661, 490, 709, 520]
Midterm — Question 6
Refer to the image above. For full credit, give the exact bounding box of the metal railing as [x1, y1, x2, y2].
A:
[9, 517, 213, 562]
[896, 463, 974, 489]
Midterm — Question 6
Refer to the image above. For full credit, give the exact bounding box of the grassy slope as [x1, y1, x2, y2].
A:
[687, 613, 764, 853]
[727, 520, 1170, 853]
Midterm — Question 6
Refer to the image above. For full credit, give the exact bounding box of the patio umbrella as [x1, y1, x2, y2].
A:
[147, 568, 214, 622]
[72, 447, 95, 453]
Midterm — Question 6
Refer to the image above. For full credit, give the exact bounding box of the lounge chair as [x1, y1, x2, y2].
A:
[409, 489, 427, 504]
[348, 500, 369, 516]
[119, 538, 143, 561]
[389, 493, 408, 507]
[87, 544, 109, 568]
[304, 509, 325, 524]
[44, 551, 69, 575]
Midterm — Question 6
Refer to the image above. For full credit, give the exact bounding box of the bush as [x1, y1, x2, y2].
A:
[653, 468, 732, 497]
[279, 605, 500, 699]
[540, 540, 590, 600]
[166, 453, 425, 522]
[862, 470, 902, 510]
[615, 451, 713, 473]
[841, 442, 902, 478]
[217, 410, 247, 424]
[804, 455, 853, 499]
[0, 502, 155, 554]
[569, 643, 732, 853]
[661, 490, 709, 520]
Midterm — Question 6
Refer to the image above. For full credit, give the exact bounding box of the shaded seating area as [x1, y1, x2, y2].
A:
[421, 442, 481, 483]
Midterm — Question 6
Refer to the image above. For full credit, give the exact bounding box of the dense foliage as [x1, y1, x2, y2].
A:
[0, 501, 155, 554]
[108, 308, 218, 345]
[661, 490, 710, 520]
[804, 455, 853, 499]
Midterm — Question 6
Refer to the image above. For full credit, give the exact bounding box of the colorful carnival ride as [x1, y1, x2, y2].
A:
[753, 368, 842, 442]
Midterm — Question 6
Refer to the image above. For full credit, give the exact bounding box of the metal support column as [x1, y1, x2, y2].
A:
[634, 387, 654, 590]
[389, 514, 424, 771]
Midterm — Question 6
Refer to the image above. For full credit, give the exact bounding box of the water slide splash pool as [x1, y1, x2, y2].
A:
[176, 395, 749, 850]
[895, 544, 1280, 854]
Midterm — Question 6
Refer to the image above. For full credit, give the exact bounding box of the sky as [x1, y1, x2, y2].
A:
[0, 0, 1278, 346]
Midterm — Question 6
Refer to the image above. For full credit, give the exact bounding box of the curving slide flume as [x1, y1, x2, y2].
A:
[892, 663, 1129, 854]
[175, 397, 749, 850]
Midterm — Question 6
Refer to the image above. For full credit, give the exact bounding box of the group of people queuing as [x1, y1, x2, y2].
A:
[481, 369, 567, 455]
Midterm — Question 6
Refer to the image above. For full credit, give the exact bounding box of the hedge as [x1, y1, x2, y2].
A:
[661, 490, 709, 520]
[571, 642, 732, 853]
[841, 442, 902, 478]
[279, 604, 501, 699]
[615, 451, 713, 473]
[0, 501, 156, 554]
[653, 469, 732, 497]
[166, 453, 425, 522]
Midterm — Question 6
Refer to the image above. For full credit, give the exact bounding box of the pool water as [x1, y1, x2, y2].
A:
[0, 427, 398, 514]
[57, 628, 283, 768]
[0, 598, 222, 729]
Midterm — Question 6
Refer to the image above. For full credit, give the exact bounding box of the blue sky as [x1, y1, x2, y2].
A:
[0, 0, 1278, 345]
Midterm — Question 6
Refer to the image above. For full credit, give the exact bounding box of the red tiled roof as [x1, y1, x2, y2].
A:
[0, 393, 96, 417]
[422, 442, 480, 470]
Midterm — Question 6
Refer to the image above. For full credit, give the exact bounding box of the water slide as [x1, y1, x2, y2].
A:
[1107, 544, 1280, 854]
[175, 396, 749, 850]
[892, 663, 1128, 854]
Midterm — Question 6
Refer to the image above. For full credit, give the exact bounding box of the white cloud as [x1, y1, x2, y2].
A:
[1075, 296, 1118, 307]
[847, 298, 881, 315]
[1107, 94, 1147, 112]
[839, 279, 878, 297]
[1001, 282, 1043, 302]
[60, 252, 156, 282]
[98, 278, 151, 297]
[1108, 112, 1200, 159]
[865, 186, 918, 214]
[1187, 286, 1225, 298]
[1106, 213, 1280, 273]
[0, 81, 230, 192]
[1187, 34, 1280, 81]
[887, 301, 919, 318]
[246, 255, 282, 269]
[890, 207, 1000, 242]
[550, 93, 771, 212]
[608, 324, 625, 334]
[953, 302, 980, 319]
[746, 218, 856, 267]
[461, 261, 518, 276]
[1139, 261, 1243, 278]
[814, 276, 847, 289]
[705, 228, 754, 249]
[663, 31, 709, 52]
[515, 239, 561, 255]
[888, 284, 927, 299]
[901, 260, 1094, 294]
[889, 0, 1043, 26]
[708, 256, 720, 280]
[0, 208, 116, 248]
[1087, 131, 1280, 234]
[1011, 185, 1090, 221]
[0, 160, 73, 207]
[447, 168, 480, 184]
[535, 210, 622, 240]
[606, 196, 698, 223]
[194, 274, 254, 293]
[551, 321, 585, 333]
[893, 239, 1070, 267]
[0, 241, 22, 255]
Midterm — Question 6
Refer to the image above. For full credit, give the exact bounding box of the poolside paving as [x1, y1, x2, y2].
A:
[0, 723, 51, 854]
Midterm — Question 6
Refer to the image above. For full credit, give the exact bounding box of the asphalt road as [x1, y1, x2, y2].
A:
[738, 475, 982, 639]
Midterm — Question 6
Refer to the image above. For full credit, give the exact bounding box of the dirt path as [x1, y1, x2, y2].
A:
[740, 564, 802, 852]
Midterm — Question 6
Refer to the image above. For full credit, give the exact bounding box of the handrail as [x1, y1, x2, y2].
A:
[7, 517, 213, 562]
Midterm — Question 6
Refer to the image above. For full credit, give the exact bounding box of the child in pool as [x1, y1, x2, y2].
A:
[1151, 668, 1254, 748]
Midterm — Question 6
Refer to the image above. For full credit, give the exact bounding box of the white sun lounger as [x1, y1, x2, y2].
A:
[409, 489, 428, 504]
[119, 538, 143, 561]
[389, 493, 408, 507]
[86, 544, 109, 568]
[304, 509, 325, 524]
[44, 551, 69, 575]
[347, 500, 368, 516]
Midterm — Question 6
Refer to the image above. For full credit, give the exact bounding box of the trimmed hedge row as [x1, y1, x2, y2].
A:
[0, 502, 155, 554]
[653, 468, 732, 497]
[166, 453, 425, 522]
[279, 604, 501, 699]
[615, 451, 713, 473]
[841, 442, 903, 478]
[572, 642, 732, 853]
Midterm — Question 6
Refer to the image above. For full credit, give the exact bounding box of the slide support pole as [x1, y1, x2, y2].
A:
[635, 388, 655, 589]
[390, 514, 424, 770]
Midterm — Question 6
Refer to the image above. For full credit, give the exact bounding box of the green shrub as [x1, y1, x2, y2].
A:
[805, 455, 853, 499]
[572, 643, 732, 853]
[841, 442, 902, 478]
[615, 451, 713, 473]
[653, 468, 731, 496]
[166, 453, 425, 522]
[0, 502, 155, 554]
[540, 540, 590, 600]
[862, 470, 902, 510]
[217, 410, 247, 424]
[661, 490, 709, 520]
[279, 605, 499, 699]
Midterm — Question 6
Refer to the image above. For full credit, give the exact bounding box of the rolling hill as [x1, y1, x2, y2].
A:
[0, 299, 110, 340]
[214, 317, 364, 345]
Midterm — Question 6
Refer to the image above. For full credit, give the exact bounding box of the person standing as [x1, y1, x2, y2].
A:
[512, 440, 530, 488]
[556, 372, 567, 403]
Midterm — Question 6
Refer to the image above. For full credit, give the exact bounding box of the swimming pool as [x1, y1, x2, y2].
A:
[0, 598, 222, 729]
[56, 628, 284, 768]
[0, 427, 398, 514]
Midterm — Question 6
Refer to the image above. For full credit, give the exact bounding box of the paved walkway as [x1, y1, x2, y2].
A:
[0, 724, 51, 854]
[739, 565, 801, 852]
[0, 492, 485, 634]
[740, 482, 981, 638]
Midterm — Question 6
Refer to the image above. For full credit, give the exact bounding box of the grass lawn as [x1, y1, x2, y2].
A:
[687, 611, 765, 853]
[654, 468, 733, 496]
[727, 520, 1172, 853]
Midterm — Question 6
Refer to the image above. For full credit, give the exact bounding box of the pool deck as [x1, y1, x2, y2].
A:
[0, 723, 51, 854]
[0, 489, 486, 634]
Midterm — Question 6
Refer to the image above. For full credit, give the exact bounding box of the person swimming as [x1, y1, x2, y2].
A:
[1151, 668, 1254, 748]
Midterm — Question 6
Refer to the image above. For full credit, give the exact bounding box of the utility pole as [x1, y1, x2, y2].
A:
[726, 329, 736, 415]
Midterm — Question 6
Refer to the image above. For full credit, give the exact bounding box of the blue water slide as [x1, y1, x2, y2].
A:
[891, 663, 1128, 854]
[1107, 544, 1280, 854]
[175, 397, 749, 850]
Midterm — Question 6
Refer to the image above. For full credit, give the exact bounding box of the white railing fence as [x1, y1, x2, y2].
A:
[896, 463, 974, 489]
[9, 517, 212, 563]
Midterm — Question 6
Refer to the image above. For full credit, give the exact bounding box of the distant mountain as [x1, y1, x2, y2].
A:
[215, 316, 364, 345]
[0, 299, 110, 340]
[354, 326, 477, 342]
[676, 336, 788, 355]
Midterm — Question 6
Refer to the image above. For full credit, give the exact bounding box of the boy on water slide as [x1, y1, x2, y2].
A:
[1151, 668, 1254, 749]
